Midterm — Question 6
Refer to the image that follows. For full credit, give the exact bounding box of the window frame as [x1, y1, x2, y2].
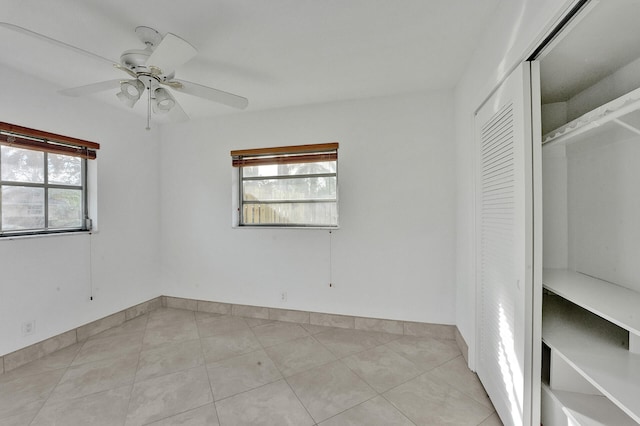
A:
[231, 143, 339, 229]
[0, 122, 99, 237]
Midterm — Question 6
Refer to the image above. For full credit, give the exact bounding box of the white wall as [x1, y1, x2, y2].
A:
[541, 102, 567, 135]
[0, 65, 161, 355]
[160, 91, 457, 324]
[453, 0, 578, 368]
[567, 132, 640, 292]
[567, 56, 640, 121]
[541, 144, 569, 269]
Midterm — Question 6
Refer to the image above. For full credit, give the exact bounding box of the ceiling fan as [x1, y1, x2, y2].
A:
[0, 23, 249, 129]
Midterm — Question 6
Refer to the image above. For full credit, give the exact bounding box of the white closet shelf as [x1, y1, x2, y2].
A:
[543, 86, 640, 147]
[542, 383, 638, 426]
[543, 295, 640, 423]
[543, 268, 640, 337]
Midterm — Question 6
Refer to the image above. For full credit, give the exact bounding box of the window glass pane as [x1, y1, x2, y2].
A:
[48, 188, 83, 228]
[0, 146, 45, 183]
[242, 202, 337, 226]
[243, 176, 336, 201]
[1, 186, 45, 230]
[48, 154, 81, 185]
[243, 161, 336, 177]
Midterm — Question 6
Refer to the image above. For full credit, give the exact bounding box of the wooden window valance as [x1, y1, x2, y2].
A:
[231, 142, 338, 167]
[0, 122, 100, 159]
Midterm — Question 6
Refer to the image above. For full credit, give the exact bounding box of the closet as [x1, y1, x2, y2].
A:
[538, 0, 640, 424]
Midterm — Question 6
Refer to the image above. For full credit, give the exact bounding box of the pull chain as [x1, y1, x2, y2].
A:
[146, 85, 151, 131]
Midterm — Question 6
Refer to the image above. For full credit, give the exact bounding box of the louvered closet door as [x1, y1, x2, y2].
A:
[475, 62, 541, 426]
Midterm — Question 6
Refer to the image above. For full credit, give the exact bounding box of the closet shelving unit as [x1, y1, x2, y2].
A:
[541, 87, 640, 425]
[542, 86, 640, 147]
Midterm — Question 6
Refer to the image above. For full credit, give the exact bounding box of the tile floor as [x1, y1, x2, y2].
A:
[0, 308, 503, 425]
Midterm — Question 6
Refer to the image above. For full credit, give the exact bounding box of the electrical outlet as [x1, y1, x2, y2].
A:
[281, 291, 287, 302]
[22, 320, 35, 336]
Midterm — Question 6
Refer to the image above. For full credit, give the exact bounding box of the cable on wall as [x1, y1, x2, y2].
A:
[89, 232, 94, 301]
[328, 230, 333, 287]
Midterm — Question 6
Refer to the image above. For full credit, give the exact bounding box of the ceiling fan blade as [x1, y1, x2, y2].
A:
[0, 22, 117, 66]
[167, 97, 190, 123]
[59, 79, 122, 97]
[146, 33, 197, 75]
[170, 79, 248, 110]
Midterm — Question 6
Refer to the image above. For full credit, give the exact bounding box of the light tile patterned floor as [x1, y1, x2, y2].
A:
[0, 308, 503, 425]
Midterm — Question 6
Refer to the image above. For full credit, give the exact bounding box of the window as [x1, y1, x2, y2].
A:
[0, 122, 99, 236]
[231, 143, 339, 227]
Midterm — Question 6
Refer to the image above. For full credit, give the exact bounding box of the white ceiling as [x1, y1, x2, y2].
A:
[0, 0, 501, 121]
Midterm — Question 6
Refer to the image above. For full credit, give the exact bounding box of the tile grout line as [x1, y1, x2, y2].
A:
[275, 328, 378, 425]
[378, 390, 420, 426]
[207, 347, 284, 404]
[318, 392, 419, 426]
[314, 326, 404, 362]
[122, 312, 151, 425]
[335, 349, 388, 393]
[130, 311, 216, 424]
[425, 354, 496, 411]
[245, 317, 297, 397]
[27, 327, 87, 425]
[477, 410, 499, 426]
[197, 309, 223, 425]
[282, 373, 319, 424]
[201, 314, 300, 416]
[376, 355, 492, 425]
[249, 320, 318, 425]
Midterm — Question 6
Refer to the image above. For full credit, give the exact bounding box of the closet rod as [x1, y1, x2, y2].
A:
[543, 95, 640, 148]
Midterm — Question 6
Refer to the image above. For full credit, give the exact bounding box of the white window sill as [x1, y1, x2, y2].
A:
[0, 230, 95, 241]
[232, 225, 340, 231]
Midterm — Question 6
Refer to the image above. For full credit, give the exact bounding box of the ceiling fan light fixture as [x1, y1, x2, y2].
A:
[153, 88, 175, 113]
[117, 79, 145, 105]
[116, 90, 137, 108]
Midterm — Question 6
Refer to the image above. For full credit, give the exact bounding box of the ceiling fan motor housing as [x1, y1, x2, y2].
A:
[120, 49, 151, 72]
